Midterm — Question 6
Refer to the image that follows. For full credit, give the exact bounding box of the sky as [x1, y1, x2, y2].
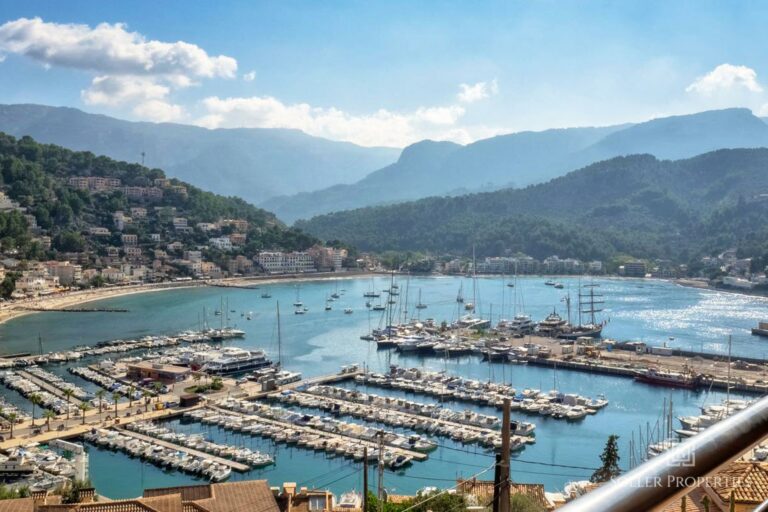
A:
[1, 0, 768, 148]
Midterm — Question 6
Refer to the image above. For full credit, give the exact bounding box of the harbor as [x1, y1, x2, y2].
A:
[0, 275, 765, 499]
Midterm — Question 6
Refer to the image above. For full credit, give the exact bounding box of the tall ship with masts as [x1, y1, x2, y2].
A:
[558, 284, 605, 339]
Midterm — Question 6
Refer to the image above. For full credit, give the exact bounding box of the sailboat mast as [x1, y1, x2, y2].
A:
[472, 245, 477, 314]
[726, 335, 732, 415]
[277, 301, 282, 368]
[220, 297, 224, 330]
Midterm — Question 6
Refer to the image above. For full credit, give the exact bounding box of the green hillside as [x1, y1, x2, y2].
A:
[296, 148, 768, 264]
[0, 132, 316, 261]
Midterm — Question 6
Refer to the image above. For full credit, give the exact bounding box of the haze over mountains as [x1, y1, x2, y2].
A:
[3, 104, 768, 233]
[296, 148, 768, 263]
[0, 104, 400, 204]
[269, 108, 768, 222]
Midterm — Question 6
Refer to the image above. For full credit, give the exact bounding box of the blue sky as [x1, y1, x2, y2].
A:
[1, 0, 768, 147]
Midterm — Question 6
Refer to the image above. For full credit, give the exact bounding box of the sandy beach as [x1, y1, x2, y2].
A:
[0, 271, 374, 326]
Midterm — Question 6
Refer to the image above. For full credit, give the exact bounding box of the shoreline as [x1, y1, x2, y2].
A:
[0, 270, 373, 327]
[4, 271, 766, 328]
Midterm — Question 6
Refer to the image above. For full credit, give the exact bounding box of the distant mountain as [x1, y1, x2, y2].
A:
[296, 148, 768, 262]
[268, 108, 768, 222]
[0, 104, 400, 204]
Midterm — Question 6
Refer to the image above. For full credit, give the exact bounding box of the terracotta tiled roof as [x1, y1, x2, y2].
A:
[658, 488, 708, 512]
[144, 486, 212, 502]
[707, 462, 768, 504]
[0, 498, 35, 512]
[195, 481, 280, 512]
[456, 479, 552, 510]
[144, 481, 278, 512]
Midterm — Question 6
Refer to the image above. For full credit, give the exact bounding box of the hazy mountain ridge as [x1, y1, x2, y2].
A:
[295, 148, 768, 262]
[269, 108, 768, 222]
[0, 104, 400, 204]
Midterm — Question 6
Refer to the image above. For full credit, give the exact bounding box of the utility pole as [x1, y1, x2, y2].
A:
[498, 398, 511, 512]
[492, 453, 502, 512]
[377, 432, 385, 512]
[363, 447, 369, 512]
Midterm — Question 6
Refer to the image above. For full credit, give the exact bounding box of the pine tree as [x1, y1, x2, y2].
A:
[591, 434, 621, 483]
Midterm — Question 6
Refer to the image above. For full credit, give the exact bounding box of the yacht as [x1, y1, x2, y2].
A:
[537, 310, 567, 337]
[337, 491, 362, 509]
[544, 280, 556, 286]
[207, 327, 246, 342]
[201, 347, 273, 375]
[508, 314, 535, 335]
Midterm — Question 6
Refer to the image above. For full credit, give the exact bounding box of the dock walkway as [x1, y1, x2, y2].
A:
[115, 426, 251, 472]
[210, 405, 428, 461]
[286, 389, 529, 442]
[16, 370, 84, 405]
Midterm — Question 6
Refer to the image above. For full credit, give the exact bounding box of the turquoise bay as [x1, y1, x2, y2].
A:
[0, 276, 765, 498]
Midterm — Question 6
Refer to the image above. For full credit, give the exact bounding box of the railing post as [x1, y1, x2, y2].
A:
[559, 395, 768, 512]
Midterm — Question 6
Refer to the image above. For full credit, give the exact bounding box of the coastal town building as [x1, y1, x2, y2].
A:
[45, 261, 83, 286]
[256, 251, 316, 274]
[619, 261, 647, 278]
[308, 245, 347, 272]
[67, 176, 121, 192]
[209, 237, 234, 251]
[121, 234, 138, 246]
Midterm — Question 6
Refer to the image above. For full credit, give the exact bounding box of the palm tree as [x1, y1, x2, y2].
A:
[43, 410, 55, 431]
[152, 382, 163, 403]
[78, 403, 90, 425]
[127, 385, 135, 408]
[62, 389, 75, 420]
[112, 392, 121, 418]
[29, 394, 41, 427]
[6, 413, 16, 439]
[95, 390, 106, 418]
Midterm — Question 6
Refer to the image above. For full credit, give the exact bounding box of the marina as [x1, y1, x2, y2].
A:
[0, 275, 765, 498]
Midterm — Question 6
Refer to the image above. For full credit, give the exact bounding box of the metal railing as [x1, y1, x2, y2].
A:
[559, 394, 768, 512]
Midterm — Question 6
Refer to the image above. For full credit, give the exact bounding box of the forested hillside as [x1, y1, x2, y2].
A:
[296, 148, 768, 264]
[0, 133, 316, 260]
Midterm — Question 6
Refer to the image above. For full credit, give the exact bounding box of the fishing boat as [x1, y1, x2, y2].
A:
[261, 292, 272, 298]
[544, 280, 556, 286]
[372, 304, 386, 311]
[751, 321, 768, 337]
[633, 367, 706, 390]
[344, 308, 353, 314]
[554, 282, 564, 289]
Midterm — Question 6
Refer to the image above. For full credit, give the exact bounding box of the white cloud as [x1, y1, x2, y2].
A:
[132, 99, 185, 122]
[196, 95, 491, 147]
[243, 70, 256, 82]
[81, 75, 169, 106]
[457, 79, 499, 103]
[0, 17, 236, 78]
[0, 17, 234, 123]
[686, 64, 763, 95]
